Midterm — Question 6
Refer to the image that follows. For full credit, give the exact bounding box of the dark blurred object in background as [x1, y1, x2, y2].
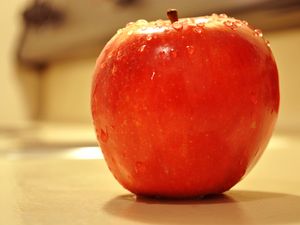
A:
[23, 0, 64, 27]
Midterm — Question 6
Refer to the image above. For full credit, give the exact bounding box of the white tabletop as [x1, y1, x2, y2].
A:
[1, 131, 300, 225]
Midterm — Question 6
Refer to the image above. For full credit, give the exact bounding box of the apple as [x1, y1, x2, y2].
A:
[91, 9, 279, 198]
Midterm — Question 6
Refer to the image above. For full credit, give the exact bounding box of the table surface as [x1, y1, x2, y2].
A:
[1, 131, 300, 225]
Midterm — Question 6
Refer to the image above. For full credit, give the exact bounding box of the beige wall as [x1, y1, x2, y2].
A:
[267, 28, 300, 131]
[0, 0, 38, 128]
[39, 57, 95, 123]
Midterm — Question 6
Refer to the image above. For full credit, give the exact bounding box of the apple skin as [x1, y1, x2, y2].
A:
[91, 14, 279, 198]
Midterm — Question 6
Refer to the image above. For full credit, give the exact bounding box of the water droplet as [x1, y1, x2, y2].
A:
[186, 45, 195, 55]
[126, 22, 134, 27]
[112, 65, 117, 74]
[116, 51, 122, 61]
[230, 22, 239, 30]
[127, 30, 133, 36]
[186, 18, 195, 26]
[254, 29, 263, 37]
[195, 17, 208, 25]
[100, 128, 109, 143]
[152, 34, 158, 39]
[194, 26, 203, 34]
[265, 40, 271, 47]
[172, 21, 183, 31]
[158, 51, 166, 59]
[197, 23, 205, 28]
[138, 44, 146, 52]
[194, 22, 205, 34]
[224, 20, 233, 27]
[150, 71, 156, 80]
[135, 161, 146, 173]
[223, 20, 241, 30]
[211, 13, 218, 18]
[146, 35, 152, 41]
[155, 19, 164, 26]
[165, 27, 172, 34]
[233, 20, 243, 27]
[219, 13, 228, 18]
[136, 19, 148, 26]
[242, 20, 248, 26]
[140, 26, 148, 32]
[117, 28, 123, 35]
[170, 48, 177, 57]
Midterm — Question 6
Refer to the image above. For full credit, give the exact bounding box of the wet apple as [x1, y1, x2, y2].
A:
[91, 10, 279, 198]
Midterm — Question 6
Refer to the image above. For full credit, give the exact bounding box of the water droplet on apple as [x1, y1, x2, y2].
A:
[194, 22, 205, 34]
[242, 20, 249, 26]
[223, 20, 241, 30]
[100, 128, 109, 143]
[164, 27, 172, 34]
[186, 45, 195, 55]
[172, 21, 183, 31]
[233, 20, 243, 28]
[155, 19, 164, 26]
[112, 65, 117, 74]
[126, 22, 134, 27]
[146, 35, 152, 41]
[158, 50, 166, 59]
[116, 51, 123, 61]
[140, 26, 148, 32]
[211, 13, 218, 18]
[193, 26, 203, 34]
[136, 19, 148, 26]
[138, 44, 146, 52]
[186, 18, 195, 26]
[127, 30, 133, 36]
[219, 13, 228, 18]
[117, 28, 123, 35]
[230, 22, 239, 30]
[135, 161, 146, 173]
[224, 20, 233, 27]
[150, 71, 156, 80]
[197, 22, 205, 28]
[265, 40, 271, 47]
[254, 29, 263, 37]
[153, 34, 158, 39]
[170, 48, 177, 57]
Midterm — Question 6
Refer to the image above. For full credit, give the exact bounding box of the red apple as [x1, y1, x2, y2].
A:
[91, 10, 279, 198]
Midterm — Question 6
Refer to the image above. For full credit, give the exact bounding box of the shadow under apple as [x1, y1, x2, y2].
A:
[102, 190, 300, 225]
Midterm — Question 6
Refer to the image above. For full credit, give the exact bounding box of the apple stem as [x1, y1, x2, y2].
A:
[167, 9, 178, 23]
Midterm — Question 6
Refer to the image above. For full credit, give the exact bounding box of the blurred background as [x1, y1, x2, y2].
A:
[0, 0, 300, 155]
